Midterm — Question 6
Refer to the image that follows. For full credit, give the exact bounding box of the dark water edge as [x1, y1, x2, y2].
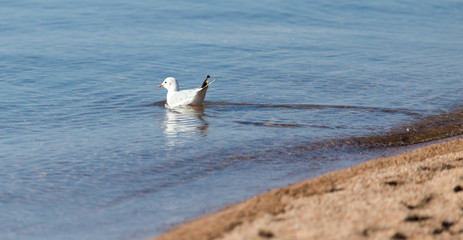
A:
[292, 105, 463, 164]
[350, 105, 463, 147]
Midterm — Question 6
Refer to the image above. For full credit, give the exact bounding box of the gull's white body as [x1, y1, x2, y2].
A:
[158, 76, 212, 108]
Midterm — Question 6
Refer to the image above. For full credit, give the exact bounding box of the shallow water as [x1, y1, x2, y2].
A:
[1, 0, 463, 239]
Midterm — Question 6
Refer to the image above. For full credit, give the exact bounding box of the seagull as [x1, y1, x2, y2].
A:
[157, 75, 213, 108]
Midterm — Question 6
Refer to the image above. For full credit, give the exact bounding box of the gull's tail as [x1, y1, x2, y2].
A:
[200, 75, 213, 88]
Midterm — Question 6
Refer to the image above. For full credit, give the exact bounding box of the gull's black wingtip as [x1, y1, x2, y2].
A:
[201, 75, 211, 88]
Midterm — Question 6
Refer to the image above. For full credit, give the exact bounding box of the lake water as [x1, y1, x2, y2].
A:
[1, 0, 462, 239]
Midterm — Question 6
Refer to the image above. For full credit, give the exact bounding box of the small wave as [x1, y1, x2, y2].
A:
[150, 101, 422, 116]
[150, 100, 463, 147]
[149, 101, 167, 107]
[234, 121, 304, 128]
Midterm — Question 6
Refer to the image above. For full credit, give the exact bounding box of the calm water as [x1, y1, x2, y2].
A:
[1, 0, 463, 239]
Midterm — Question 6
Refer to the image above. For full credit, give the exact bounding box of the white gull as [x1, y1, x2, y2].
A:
[157, 75, 213, 108]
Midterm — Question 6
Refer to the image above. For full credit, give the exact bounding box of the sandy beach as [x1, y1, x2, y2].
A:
[153, 137, 463, 240]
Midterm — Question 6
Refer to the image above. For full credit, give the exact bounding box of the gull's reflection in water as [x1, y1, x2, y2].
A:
[162, 104, 209, 146]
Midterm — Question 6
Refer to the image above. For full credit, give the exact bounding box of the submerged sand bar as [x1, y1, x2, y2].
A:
[153, 138, 463, 240]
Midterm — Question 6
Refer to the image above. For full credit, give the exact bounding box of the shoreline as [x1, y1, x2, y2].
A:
[152, 137, 463, 240]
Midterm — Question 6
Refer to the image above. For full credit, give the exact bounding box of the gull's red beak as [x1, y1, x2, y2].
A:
[157, 84, 163, 88]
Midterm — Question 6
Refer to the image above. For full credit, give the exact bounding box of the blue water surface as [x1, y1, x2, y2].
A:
[1, 0, 462, 239]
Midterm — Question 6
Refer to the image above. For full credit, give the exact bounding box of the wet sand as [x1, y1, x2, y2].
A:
[152, 138, 463, 240]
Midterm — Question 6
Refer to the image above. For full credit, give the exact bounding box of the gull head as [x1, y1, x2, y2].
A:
[157, 77, 179, 91]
